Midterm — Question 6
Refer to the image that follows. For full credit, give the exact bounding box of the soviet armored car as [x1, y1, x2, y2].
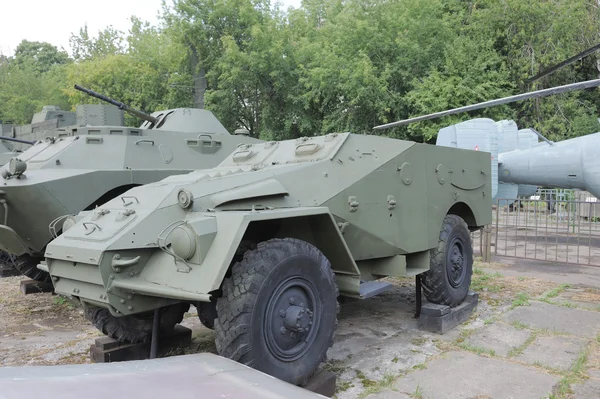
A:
[43, 132, 491, 385]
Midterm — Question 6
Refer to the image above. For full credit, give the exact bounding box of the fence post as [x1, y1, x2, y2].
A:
[482, 224, 492, 263]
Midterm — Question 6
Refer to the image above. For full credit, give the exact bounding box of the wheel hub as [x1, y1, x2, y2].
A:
[264, 278, 320, 362]
[282, 303, 314, 333]
[446, 237, 467, 288]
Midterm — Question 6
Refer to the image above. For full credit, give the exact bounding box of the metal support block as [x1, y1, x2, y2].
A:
[20, 279, 54, 295]
[415, 274, 422, 318]
[417, 291, 478, 334]
[90, 325, 192, 363]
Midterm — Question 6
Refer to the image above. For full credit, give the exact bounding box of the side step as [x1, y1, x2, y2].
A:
[359, 281, 394, 299]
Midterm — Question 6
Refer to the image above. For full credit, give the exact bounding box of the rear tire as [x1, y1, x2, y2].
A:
[196, 300, 217, 330]
[421, 214, 473, 307]
[214, 238, 339, 386]
[12, 254, 50, 283]
[84, 303, 190, 344]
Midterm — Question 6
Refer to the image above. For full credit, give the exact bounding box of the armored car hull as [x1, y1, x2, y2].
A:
[44, 132, 491, 385]
[0, 108, 261, 281]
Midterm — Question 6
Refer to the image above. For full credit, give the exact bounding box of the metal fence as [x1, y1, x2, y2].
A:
[472, 189, 600, 266]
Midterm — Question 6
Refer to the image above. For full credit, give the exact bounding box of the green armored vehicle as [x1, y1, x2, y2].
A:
[0, 86, 262, 282]
[43, 132, 491, 385]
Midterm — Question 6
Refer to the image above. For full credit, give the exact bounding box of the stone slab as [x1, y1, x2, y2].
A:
[20, 279, 54, 295]
[572, 369, 600, 399]
[464, 322, 531, 357]
[365, 389, 412, 398]
[418, 291, 478, 334]
[303, 370, 337, 397]
[392, 351, 559, 399]
[515, 335, 587, 371]
[503, 301, 600, 338]
[90, 325, 192, 363]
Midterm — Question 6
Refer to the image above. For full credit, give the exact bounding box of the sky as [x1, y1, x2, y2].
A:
[0, 0, 302, 57]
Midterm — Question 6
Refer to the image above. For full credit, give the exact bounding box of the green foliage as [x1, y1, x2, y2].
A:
[12, 40, 71, 74]
[69, 24, 126, 61]
[0, 0, 599, 139]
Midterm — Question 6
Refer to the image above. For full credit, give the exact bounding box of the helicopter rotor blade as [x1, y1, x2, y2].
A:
[372, 78, 600, 131]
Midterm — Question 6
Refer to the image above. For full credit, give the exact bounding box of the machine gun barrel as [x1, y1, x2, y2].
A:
[0, 136, 35, 145]
[373, 78, 600, 130]
[74, 85, 158, 125]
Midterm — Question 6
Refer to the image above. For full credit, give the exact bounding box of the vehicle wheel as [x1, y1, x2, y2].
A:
[84, 303, 190, 344]
[12, 254, 50, 283]
[215, 238, 339, 386]
[196, 300, 217, 330]
[421, 214, 473, 307]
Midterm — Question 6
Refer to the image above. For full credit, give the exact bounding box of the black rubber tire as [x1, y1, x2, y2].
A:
[421, 214, 473, 307]
[197, 301, 217, 330]
[12, 254, 50, 283]
[84, 303, 190, 344]
[214, 238, 339, 386]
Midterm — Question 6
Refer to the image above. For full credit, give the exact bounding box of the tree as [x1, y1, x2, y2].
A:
[69, 24, 126, 61]
[12, 40, 71, 74]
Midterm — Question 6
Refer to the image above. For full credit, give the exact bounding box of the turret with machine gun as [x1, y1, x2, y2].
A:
[74, 84, 159, 126]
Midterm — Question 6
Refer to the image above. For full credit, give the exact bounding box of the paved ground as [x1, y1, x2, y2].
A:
[3, 256, 600, 398]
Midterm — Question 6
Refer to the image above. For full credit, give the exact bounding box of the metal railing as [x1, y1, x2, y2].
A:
[472, 189, 600, 266]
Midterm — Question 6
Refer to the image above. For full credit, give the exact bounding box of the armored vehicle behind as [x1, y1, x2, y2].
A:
[44, 132, 491, 386]
[1, 87, 262, 282]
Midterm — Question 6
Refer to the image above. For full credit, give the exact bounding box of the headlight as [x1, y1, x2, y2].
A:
[170, 224, 197, 260]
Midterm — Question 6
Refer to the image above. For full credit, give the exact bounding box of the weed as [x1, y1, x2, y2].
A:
[411, 337, 427, 346]
[510, 292, 530, 309]
[507, 331, 537, 358]
[458, 342, 496, 356]
[413, 384, 424, 399]
[511, 320, 529, 330]
[543, 284, 571, 300]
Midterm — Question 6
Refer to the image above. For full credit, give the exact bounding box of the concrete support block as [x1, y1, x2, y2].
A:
[418, 291, 479, 334]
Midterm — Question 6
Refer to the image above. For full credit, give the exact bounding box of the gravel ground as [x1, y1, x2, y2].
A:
[3, 258, 600, 399]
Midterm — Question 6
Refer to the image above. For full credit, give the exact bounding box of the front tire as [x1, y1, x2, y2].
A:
[421, 214, 473, 307]
[214, 238, 339, 386]
[84, 303, 190, 344]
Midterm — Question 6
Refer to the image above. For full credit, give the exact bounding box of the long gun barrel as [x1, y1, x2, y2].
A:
[373, 78, 600, 130]
[74, 85, 159, 125]
[0, 136, 35, 145]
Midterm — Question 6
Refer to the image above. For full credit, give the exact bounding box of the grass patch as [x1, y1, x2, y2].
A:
[470, 270, 504, 293]
[323, 359, 348, 374]
[458, 342, 496, 357]
[510, 320, 529, 330]
[543, 284, 571, 300]
[357, 371, 398, 398]
[411, 337, 427, 346]
[549, 345, 590, 398]
[355, 370, 377, 387]
[455, 328, 477, 344]
[412, 362, 427, 370]
[510, 292, 531, 309]
[413, 384, 425, 399]
[336, 380, 354, 392]
[507, 331, 537, 358]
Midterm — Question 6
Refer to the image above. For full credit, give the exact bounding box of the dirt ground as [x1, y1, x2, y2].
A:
[3, 257, 600, 398]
